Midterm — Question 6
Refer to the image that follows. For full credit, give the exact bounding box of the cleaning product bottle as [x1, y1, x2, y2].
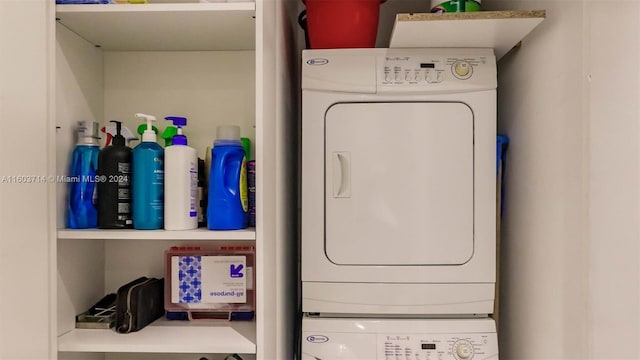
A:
[247, 159, 256, 228]
[97, 120, 133, 229]
[132, 113, 164, 230]
[164, 116, 198, 230]
[197, 158, 207, 227]
[101, 124, 138, 147]
[207, 125, 248, 230]
[67, 120, 101, 229]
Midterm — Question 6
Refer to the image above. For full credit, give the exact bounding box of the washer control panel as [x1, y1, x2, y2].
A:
[378, 332, 497, 360]
[377, 54, 494, 93]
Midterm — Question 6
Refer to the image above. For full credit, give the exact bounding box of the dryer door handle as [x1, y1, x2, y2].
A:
[332, 151, 351, 198]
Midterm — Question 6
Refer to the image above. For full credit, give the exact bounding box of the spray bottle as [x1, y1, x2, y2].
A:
[97, 120, 133, 229]
[164, 116, 198, 230]
[207, 125, 248, 230]
[67, 120, 101, 229]
[101, 124, 138, 147]
[132, 113, 164, 230]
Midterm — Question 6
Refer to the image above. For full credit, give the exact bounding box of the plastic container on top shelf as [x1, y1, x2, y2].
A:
[207, 125, 248, 230]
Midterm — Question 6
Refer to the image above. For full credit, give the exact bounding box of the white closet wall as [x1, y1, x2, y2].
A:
[483, 0, 640, 358]
[585, 2, 640, 357]
[0, 1, 55, 359]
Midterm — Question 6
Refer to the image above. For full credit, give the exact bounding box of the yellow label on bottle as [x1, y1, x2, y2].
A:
[240, 157, 249, 212]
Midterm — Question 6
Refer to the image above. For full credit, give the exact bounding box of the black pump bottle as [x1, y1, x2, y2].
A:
[97, 120, 133, 228]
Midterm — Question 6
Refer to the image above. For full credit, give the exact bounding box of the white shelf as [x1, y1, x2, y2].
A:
[55, 3, 256, 51]
[389, 10, 546, 60]
[58, 318, 256, 354]
[57, 228, 256, 240]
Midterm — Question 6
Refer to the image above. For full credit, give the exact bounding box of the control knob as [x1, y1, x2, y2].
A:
[453, 339, 474, 360]
[452, 60, 472, 79]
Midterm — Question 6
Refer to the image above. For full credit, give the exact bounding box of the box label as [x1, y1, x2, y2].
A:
[172, 255, 247, 304]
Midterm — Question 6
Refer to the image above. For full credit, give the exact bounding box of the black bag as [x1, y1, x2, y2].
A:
[115, 276, 164, 333]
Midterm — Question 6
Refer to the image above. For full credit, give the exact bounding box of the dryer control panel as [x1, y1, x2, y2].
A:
[302, 48, 496, 94]
[377, 51, 496, 93]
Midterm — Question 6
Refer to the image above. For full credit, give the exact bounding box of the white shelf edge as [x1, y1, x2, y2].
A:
[389, 10, 546, 60]
[57, 228, 256, 240]
[58, 319, 256, 354]
[55, 2, 256, 51]
[55, 2, 256, 14]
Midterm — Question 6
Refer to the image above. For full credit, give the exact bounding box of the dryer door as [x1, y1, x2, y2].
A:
[325, 102, 474, 265]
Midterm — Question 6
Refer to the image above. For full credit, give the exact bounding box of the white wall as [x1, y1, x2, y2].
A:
[0, 1, 55, 359]
[483, 0, 640, 358]
[585, 2, 640, 358]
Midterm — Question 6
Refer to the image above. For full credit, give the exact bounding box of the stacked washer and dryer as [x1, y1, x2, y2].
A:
[301, 48, 499, 360]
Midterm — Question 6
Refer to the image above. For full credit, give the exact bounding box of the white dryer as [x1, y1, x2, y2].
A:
[301, 48, 497, 316]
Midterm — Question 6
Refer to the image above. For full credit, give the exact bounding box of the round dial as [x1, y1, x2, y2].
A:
[452, 61, 473, 79]
[453, 339, 474, 360]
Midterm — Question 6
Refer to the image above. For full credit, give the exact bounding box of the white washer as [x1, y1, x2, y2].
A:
[302, 48, 497, 316]
[302, 317, 499, 360]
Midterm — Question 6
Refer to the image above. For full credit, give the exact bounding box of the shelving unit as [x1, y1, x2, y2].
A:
[389, 10, 546, 60]
[58, 228, 256, 240]
[56, 3, 256, 51]
[54, 3, 269, 358]
[58, 319, 256, 354]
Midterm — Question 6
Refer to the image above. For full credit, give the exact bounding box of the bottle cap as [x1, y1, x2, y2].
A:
[241, 137, 251, 159]
[77, 121, 101, 146]
[135, 113, 158, 143]
[216, 125, 241, 141]
[214, 125, 242, 147]
[161, 126, 178, 147]
[110, 120, 125, 146]
[165, 116, 188, 146]
[136, 124, 158, 136]
[102, 124, 137, 147]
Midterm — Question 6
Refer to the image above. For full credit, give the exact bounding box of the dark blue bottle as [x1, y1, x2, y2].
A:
[67, 121, 100, 229]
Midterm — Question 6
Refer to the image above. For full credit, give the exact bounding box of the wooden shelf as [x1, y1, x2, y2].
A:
[55, 3, 256, 51]
[389, 10, 546, 60]
[57, 228, 256, 240]
[58, 318, 256, 354]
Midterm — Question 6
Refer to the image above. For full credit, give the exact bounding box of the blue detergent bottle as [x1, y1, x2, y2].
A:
[68, 120, 101, 229]
[132, 113, 164, 229]
[207, 125, 248, 230]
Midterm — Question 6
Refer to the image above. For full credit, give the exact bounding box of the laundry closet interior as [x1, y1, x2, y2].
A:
[6, 0, 637, 360]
